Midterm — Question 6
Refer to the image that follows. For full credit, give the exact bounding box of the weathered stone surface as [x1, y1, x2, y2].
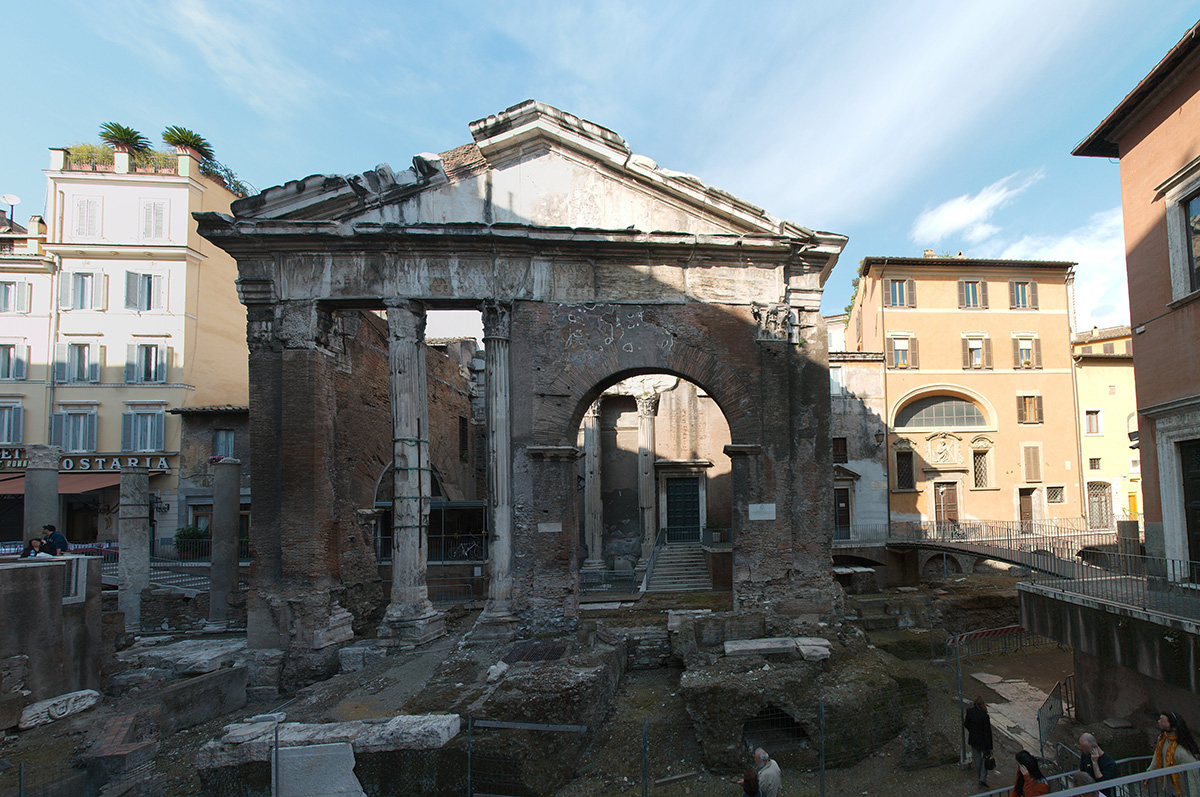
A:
[196, 714, 461, 770]
[129, 637, 246, 676]
[486, 662, 508, 683]
[19, 689, 100, 729]
[794, 636, 833, 661]
[338, 642, 390, 673]
[275, 743, 364, 797]
[159, 666, 248, 733]
[724, 638, 796, 656]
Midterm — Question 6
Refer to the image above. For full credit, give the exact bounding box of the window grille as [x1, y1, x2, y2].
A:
[895, 451, 915, 490]
[972, 450, 988, 488]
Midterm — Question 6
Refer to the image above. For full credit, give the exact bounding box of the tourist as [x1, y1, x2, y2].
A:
[40, 524, 68, 556]
[1078, 733, 1118, 784]
[1148, 711, 1200, 797]
[1010, 750, 1049, 797]
[739, 766, 763, 796]
[754, 748, 780, 797]
[19, 538, 43, 558]
[964, 696, 995, 788]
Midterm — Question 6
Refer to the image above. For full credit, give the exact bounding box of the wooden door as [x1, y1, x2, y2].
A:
[1019, 488, 1035, 531]
[834, 488, 851, 539]
[935, 482, 958, 524]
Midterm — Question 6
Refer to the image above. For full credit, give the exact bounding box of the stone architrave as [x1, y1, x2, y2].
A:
[118, 466, 150, 632]
[481, 301, 516, 626]
[19, 689, 100, 729]
[581, 401, 604, 571]
[380, 300, 444, 644]
[22, 445, 61, 543]
[636, 393, 660, 564]
[208, 458, 242, 628]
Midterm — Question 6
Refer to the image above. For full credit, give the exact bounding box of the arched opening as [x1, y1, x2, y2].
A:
[742, 704, 811, 755]
[575, 373, 735, 601]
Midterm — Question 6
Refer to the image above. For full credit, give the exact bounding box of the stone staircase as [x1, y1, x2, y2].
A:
[645, 544, 712, 592]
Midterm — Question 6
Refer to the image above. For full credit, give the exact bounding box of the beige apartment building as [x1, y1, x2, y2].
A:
[1072, 326, 1142, 529]
[847, 253, 1083, 526]
[0, 146, 247, 543]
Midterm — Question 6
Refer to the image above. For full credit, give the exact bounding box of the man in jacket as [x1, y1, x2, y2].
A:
[754, 748, 781, 797]
[964, 696, 994, 788]
[1078, 733, 1119, 784]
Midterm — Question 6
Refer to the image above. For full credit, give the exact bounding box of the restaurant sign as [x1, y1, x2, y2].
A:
[0, 448, 175, 472]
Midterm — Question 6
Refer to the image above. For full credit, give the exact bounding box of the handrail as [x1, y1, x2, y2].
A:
[971, 756, 1193, 797]
[640, 526, 667, 592]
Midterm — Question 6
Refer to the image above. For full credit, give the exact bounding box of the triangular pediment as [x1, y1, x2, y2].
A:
[229, 101, 844, 249]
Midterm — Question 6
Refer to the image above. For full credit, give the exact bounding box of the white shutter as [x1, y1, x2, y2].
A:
[59, 274, 74, 310]
[50, 413, 66, 447]
[84, 413, 97, 452]
[88, 344, 102, 383]
[13, 346, 27, 380]
[154, 202, 165, 238]
[152, 412, 165, 451]
[53, 343, 68, 382]
[74, 198, 89, 237]
[151, 274, 165, 310]
[126, 344, 139, 383]
[125, 271, 140, 310]
[156, 345, 168, 382]
[14, 282, 28, 313]
[7, 407, 21, 444]
[92, 273, 107, 311]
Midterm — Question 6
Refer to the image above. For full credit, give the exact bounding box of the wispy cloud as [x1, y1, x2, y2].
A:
[911, 170, 1044, 245]
[995, 208, 1127, 329]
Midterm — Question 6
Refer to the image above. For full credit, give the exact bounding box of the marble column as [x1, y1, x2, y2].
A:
[636, 394, 660, 564]
[22, 445, 61, 543]
[379, 299, 444, 644]
[581, 401, 604, 571]
[481, 301, 516, 625]
[118, 465, 149, 632]
[208, 457, 241, 628]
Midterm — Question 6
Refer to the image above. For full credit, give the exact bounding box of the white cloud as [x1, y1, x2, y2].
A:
[996, 208, 1127, 329]
[911, 171, 1044, 245]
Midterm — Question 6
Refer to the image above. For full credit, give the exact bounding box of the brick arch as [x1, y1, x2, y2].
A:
[533, 336, 759, 447]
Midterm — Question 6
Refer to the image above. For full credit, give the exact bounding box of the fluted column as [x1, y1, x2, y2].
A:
[582, 400, 604, 571]
[636, 393, 660, 563]
[481, 301, 515, 624]
[380, 299, 444, 644]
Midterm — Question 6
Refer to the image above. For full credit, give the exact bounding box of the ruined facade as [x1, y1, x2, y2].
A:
[196, 102, 847, 672]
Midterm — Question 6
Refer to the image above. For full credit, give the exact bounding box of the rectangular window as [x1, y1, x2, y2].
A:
[1089, 457, 1101, 470]
[1013, 337, 1042, 369]
[972, 450, 989, 488]
[214, 429, 235, 458]
[0, 281, 28, 313]
[69, 343, 89, 382]
[140, 200, 167, 240]
[886, 278, 916, 308]
[51, 411, 97, 453]
[125, 272, 165, 312]
[1023, 445, 1043, 482]
[887, 336, 918, 369]
[0, 406, 22, 445]
[1187, 192, 1200, 293]
[61, 271, 106, 311]
[829, 366, 844, 395]
[958, 280, 987, 309]
[1017, 395, 1043, 424]
[122, 411, 166, 452]
[1102, 342, 1115, 354]
[832, 437, 848, 464]
[73, 197, 100, 238]
[1047, 486, 1065, 504]
[126, 343, 167, 383]
[72, 272, 92, 310]
[895, 450, 915, 490]
[0, 344, 27, 380]
[1085, 410, 1101, 435]
[1009, 280, 1038, 309]
[54, 341, 102, 383]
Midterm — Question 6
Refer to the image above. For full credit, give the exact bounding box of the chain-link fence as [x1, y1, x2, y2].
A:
[0, 761, 95, 797]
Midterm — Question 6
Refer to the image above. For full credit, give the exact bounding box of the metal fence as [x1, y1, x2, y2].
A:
[971, 756, 1198, 797]
[0, 760, 95, 797]
[1036, 681, 1064, 757]
[1024, 551, 1200, 623]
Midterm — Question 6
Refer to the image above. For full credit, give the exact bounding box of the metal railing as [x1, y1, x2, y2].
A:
[701, 526, 731, 547]
[664, 525, 702, 544]
[581, 569, 639, 594]
[640, 526, 667, 592]
[1024, 551, 1200, 623]
[1036, 681, 1064, 757]
[970, 756, 1198, 797]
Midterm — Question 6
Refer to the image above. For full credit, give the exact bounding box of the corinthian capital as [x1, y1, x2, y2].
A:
[481, 301, 512, 341]
[635, 393, 660, 418]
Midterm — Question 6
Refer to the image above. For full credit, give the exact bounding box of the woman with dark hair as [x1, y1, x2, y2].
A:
[964, 696, 995, 788]
[1010, 750, 1049, 797]
[1149, 711, 1200, 797]
[740, 766, 763, 796]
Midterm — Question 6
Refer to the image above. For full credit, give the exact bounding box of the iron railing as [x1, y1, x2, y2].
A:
[970, 756, 1197, 797]
[664, 525, 702, 544]
[580, 569, 639, 594]
[640, 526, 668, 592]
[1023, 551, 1200, 623]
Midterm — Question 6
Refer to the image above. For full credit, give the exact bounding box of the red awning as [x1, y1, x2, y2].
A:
[0, 472, 124, 495]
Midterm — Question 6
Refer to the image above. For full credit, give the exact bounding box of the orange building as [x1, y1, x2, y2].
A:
[847, 253, 1083, 526]
[1074, 20, 1200, 572]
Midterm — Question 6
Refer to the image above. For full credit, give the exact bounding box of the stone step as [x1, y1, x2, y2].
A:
[858, 614, 901, 631]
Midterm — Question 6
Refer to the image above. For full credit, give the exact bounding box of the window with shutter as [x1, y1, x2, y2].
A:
[57, 411, 96, 453]
[124, 410, 166, 452]
[1023, 445, 1042, 482]
[74, 197, 100, 238]
[141, 200, 166, 240]
[832, 437, 848, 464]
[0, 282, 20, 313]
[960, 280, 983, 309]
[0, 406, 20, 445]
[1017, 395, 1041, 424]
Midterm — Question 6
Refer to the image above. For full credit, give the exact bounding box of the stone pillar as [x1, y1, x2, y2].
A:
[481, 301, 516, 626]
[22, 445, 61, 543]
[208, 458, 241, 628]
[581, 401, 604, 571]
[379, 299, 444, 644]
[636, 393, 660, 563]
[118, 466, 149, 632]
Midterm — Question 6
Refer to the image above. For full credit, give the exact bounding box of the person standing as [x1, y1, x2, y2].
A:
[1010, 750, 1050, 797]
[1078, 733, 1119, 784]
[754, 748, 781, 797]
[40, 524, 68, 556]
[739, 767, 763, 796]
[964, 696, 995, 788]
[1149, 711, 1200, 797]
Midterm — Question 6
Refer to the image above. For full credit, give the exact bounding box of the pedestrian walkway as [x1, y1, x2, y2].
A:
[970, 671, 1044, 753]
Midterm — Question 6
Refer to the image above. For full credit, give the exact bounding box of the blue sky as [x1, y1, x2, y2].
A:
[3, 1, 1198, 335]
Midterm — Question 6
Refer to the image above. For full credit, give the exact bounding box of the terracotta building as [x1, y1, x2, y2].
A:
[1074, 20, 1200, 573]
[846, 253, 1083, 526]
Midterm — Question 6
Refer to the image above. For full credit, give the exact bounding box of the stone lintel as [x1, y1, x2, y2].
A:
[526, 445, 582, 461]
[723, 444, 762, 457]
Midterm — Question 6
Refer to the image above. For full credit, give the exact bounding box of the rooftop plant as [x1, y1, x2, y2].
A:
[98, 122, 150, 152]
[162, 125, 215, 161]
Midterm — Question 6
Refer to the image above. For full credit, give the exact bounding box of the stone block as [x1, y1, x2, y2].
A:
[0, 693, 23, 730]
[723, 638, 796, 656]
[487, 662, 509, 683]
[275, 742, 364, 797]
[19, 689, 100, 729]
[247, 686, 280, 703]
[159, 666, 248, 733]
[339, 642, 390, 673]
[667, 609, 711, 633]
[134, 637, 246, 676]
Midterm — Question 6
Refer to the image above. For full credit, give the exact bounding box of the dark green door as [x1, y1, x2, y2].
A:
[665, 477, 700, 543]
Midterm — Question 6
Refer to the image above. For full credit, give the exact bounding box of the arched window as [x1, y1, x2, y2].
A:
[896, 396, 985, 429]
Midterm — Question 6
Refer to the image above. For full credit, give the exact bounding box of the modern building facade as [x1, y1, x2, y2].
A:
[846, 253, 1083, 526]
[1071, 325, 1142, 530]
[0, 145, 247, 544]
[1074, 20, 1200, 574]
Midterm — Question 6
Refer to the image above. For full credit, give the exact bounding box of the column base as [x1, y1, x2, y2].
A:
[378, 607, 445, 646]
[581, 559, 606, 572]
[474, 602, 518, 641]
